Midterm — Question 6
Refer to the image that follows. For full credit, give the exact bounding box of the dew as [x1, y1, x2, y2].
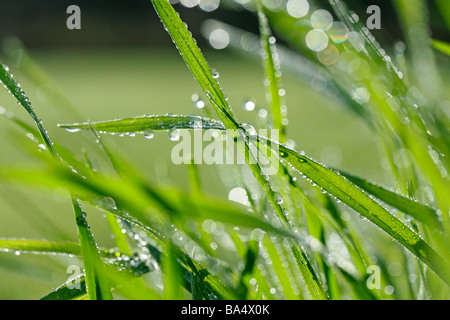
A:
[195, 100, 205, 109]
[243, 100, 256, 111]
[286, 0, 309, 19]
[188, 114, 203, 129]
[311, 10, 333, 31]
[180, 0, 199, 8]
[349, 11, 360, 23]
[310, 76, 327, 92]
[241, 123, 256, 136]
[258, 109, 268, 118]
[64, 127, 81, 133]
[285, 139, 296, 149]
[211, 69, 220, 79]
[393, 148, 413, 169]
[251, 228, 265, 241]
[306, 29, 329, 52]
[274, 193, 284, 204]
[169, 129, 181, 141]
[394, 41, 406, 55]
[191, 93, 200, 102]
[347, 31, 365, 52]
[384, 285, 395, 295]
[317, 44, 339, 65]
[144, 130, 154, 139]
[353, 87, 371, 104]
[199, 0, 220, 12]
[328, 22, 349, 44]
[228, 187, 250, 206]
[388, 262, 402, 277]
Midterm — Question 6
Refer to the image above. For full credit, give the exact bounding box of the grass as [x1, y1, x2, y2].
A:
[0, 0, 449, 300]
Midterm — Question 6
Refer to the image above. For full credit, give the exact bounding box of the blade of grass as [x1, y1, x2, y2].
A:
[63, 113, 450, 287]
[59, 115, 225, 133]
[163, 242, 185, 300]
[62, 115, 444, 230]
[41, 275, 87, 300]
[0, 61, 115, 299]
[274, 143, 450, 285]
[339, 171, 443, 230]
[0, 61, 56, 155]
[83, 148, 132, 257]
[72, 199, 113, 300]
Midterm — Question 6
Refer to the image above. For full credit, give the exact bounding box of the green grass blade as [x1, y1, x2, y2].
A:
[59, 115, 225, 133]
[0, 61, 56, 155]
[150, 0, 236, 126]
[256, 0, 286, 139]
[163, 242, 185, 300]
[83, 147, 133, 257]
[41, 275, 87, 300]
[63, 114, 442, 231]
[62, 118, 327, 297]
[275, 143, 450, 285]
[0, 239, 80, 256]
[431, 39, 450, 56]
[72, 199, 113, 300]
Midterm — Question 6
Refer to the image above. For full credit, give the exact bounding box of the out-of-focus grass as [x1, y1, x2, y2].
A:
[0, 49, 378, 299]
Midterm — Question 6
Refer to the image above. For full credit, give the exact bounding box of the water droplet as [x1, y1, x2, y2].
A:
[64, 127, 81, 133]
[306, 29, 329, 52]
[208, 28, 230, 50]
[353, 87, 371, 104]
[311, 10, 333, 31]
[279, 150, 289, 158]
[328, 22, 349, 44]
[258, 109, 268, 118]
[144, 130, 154, 139]
[169, 129, 181, 141]
[243, 100, 256, 111]
[211, 70, 220, 79]
[228, 187, 250, 206]
[241, 123, 256, 136]
[349, 11, 360, 23]
[191, 93, 200, 102]
[286, 139, 296, 149]
[195, 100, 205, 109]
[274, 193, 284, 204]
[286, 0, 309, 18]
